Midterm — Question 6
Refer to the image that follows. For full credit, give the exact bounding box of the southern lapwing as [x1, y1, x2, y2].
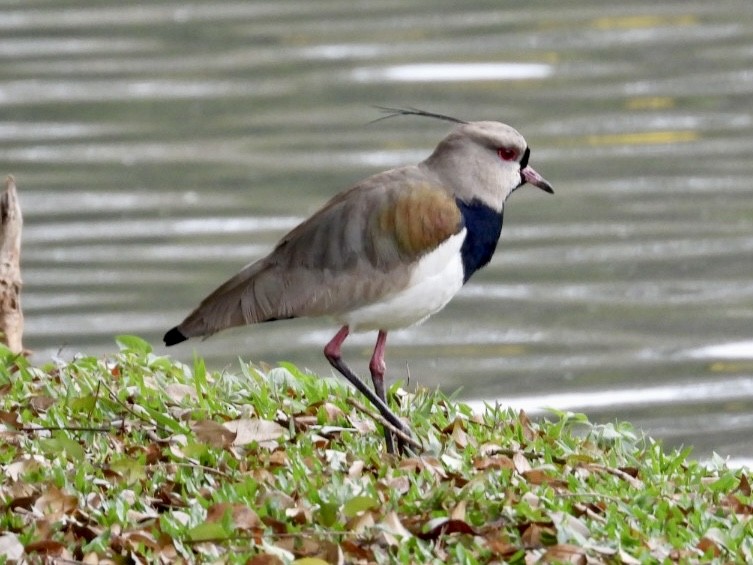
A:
[164, 108, 553, 454]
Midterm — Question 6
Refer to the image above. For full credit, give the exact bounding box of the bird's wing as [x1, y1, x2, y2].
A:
[175, 166, 463, 338]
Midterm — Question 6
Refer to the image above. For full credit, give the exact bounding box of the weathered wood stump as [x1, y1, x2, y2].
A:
[0, 176, 23, 354]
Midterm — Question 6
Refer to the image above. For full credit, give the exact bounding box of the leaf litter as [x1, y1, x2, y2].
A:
[0, 336, 751, 563]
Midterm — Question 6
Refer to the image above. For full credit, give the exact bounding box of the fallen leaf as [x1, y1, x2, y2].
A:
[321, 402, 344, 421]
[247, 555, 285, 565]
[165, 383, 197, 403]
[513, 452, 532, 474]
[269, 449, 288, 467]
[523, 468, 566, 487]
[29, 395, 55, 413]
[206, 502, 261, 530]
[450, 499, 466, 521]
[484, 533, 519, 558]
[341, 539, 374, 561]
[521, 523, 555, 548]
[5, 456, 43, 481]
[379, 510, 413, 544]
[224, 418, 287, 446]
[346, 511, 376, 533]
[418, 518, 476, 540]
[738, 473, 752, 496]
[518, 410, 537, 442]
[348, 459, 364, 478]
[474, 455, 515, 471]
[348, 414, 377, 434]
[192, 419, 236, 448]
[541, 543, 586, 564]
[550, 511, 591, 545]
[0, 532, 24, 561]
[34, 486, 77, 518]
[697, 534, 723, 557]
[24, 539, 67, 558]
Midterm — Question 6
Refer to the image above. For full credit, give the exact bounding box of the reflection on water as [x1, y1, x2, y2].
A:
[2, 0, 752, 459]
[351, 62, 553, 82]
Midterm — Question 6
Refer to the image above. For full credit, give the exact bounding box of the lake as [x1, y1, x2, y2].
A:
[2, 0, 752, 461]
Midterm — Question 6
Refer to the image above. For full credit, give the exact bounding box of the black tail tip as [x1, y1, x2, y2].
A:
[163, 327, 188, 346]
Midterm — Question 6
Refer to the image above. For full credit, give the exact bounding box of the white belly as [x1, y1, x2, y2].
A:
[341, 230, 466, 331]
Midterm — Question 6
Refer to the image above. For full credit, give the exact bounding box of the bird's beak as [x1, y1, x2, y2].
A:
[521, 166, 554, 194]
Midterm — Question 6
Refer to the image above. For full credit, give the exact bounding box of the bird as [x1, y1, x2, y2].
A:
[163, 107, 553, 454]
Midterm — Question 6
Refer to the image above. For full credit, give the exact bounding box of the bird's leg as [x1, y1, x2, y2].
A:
[324, 326, 411, 454]
[369, 330, 401, 454]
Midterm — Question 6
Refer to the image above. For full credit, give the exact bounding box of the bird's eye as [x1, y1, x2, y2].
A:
[497, 147, 517, 161]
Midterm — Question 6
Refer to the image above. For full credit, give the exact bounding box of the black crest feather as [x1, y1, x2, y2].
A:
[370, 106, 468, 125]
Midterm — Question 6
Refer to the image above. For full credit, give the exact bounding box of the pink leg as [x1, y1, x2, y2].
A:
[369, 330, 388, 404]
[368, 330, 398, 454]
[323, 326, 410, 454]
[324, 325, 350, 360]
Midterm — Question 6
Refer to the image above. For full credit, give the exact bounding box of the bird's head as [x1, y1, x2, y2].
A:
[424, 120, 553, 211]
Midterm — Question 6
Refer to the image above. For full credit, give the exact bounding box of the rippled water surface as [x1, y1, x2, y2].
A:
[3, 0, 753, 459]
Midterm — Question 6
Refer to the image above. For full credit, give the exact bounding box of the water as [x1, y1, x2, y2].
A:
[2, 0, 752, 460]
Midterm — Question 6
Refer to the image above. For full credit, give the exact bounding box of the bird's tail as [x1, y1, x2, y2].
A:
[162, 259, 275, 346]
[163, 326, 188, 346]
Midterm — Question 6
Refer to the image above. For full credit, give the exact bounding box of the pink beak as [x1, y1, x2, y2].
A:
[521, 166, 554, 194]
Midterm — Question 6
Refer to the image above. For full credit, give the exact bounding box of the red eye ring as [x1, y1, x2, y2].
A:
[497, 147, 517, 161]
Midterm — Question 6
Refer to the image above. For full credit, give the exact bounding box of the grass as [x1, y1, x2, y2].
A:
[0, 335, 751, 564]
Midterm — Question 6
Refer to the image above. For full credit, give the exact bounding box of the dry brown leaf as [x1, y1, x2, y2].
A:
[341, 539, 374, 562]
[206, 502, 261, 530]
[697, 536, 722, 557]
[33, 485, 77, 518]
[165, 383, 197, 403]
[450, 499, 467, 521]
[285, 500, 314, 524]
[541, 543, 586, 564]
[418, 518, 476, 540]
[450, 421, 470, 448]
[0, 409, 20, 428]
[0, 532, 24, 561]
[192, 419, 236, 448]
[484, 533, 519, 557]
[5, 456, 44, 481]
[247, 555, 285, 565]
[398, 456, 447, 479]
[738, 473, 752, 496]
[513, 452, 532, 474]
[380, 510, 413, 544]
[322, 402, 344, 421]
[348, 459, 364, 478]
[521, 492, 540, 510]
[518, 410, 537, 442]
[521, 523, 554, 548]
[347, 414, 377, 434]
[275, 537, 320, 556]
[474, 454, 515, 471]
[224, 418, 287, 446]
[380, 474, 410, 495]
[522, 468, 566, 487]
[29, 395, 55, 413]
[347, 510, 376, 533]
[269, 449, 288, 467]
[24, 539, 68, 559]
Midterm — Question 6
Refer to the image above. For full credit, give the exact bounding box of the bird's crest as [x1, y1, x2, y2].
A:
[370, 106, 468, 125]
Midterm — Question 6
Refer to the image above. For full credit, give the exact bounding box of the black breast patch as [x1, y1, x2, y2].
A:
[455, 199, 504, 283]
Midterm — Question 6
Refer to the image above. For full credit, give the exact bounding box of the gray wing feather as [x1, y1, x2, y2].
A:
[176, 165, 457, 339]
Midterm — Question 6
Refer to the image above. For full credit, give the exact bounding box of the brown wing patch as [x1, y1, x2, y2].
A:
[379, 183, 462, 259]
